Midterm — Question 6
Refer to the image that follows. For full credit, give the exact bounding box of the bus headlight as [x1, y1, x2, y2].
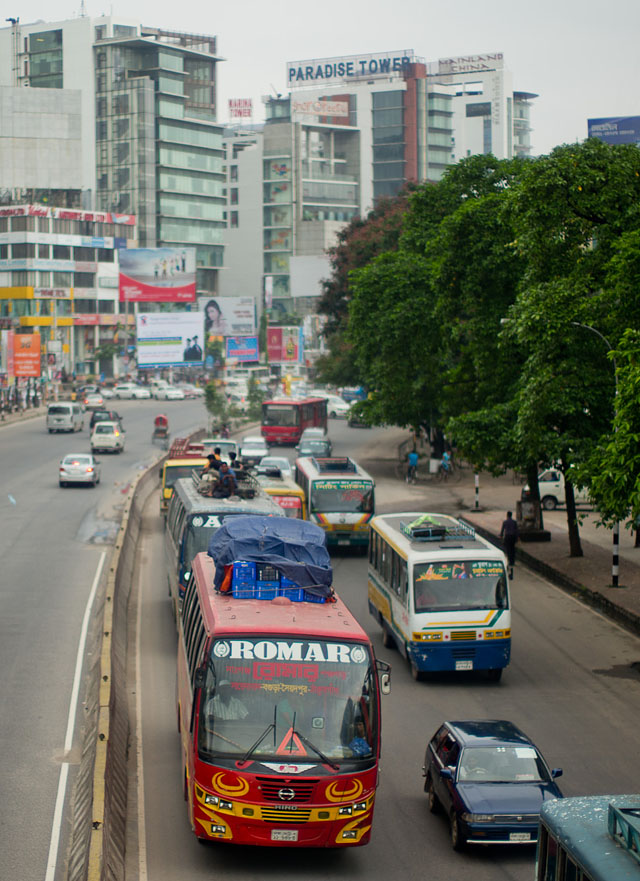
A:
[485, 629, 510, 640]
[204, 794, 219, 806]
[354, 802, 367, 812]
[210, 824, 226, 834]
[219, 800, 233, 811]
[339, 806, 352, 815]
[342, 830, 358, 839]
[413, 631, 443, 641]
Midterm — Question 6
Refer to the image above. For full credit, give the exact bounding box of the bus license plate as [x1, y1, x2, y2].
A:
[455, 660, 473, 670]
[510, 832, 531, 842]
[338, 539, 350, 546]
[271, 830, 298, 842]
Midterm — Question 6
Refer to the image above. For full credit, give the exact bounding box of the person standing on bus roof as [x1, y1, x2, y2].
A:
[500, 511, 518, 579]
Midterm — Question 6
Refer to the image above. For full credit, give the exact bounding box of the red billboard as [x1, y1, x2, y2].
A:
[119, 247, 196, 303]
[13, 333, 41, 377]
[267, 326, 303, 364]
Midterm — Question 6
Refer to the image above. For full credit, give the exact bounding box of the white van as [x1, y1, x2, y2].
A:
[47, 402, 84, 433]
[528, 468, 591, 510]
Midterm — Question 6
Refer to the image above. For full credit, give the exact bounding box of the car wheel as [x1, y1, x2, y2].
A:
[487, 668, 503, 682]
[59, 481, 66, 487]
[329, 410, 336, 418]
[48, 429, 53, 433]
[450, 811, 465, 851]
[426, 774, 441, 813]
[542, 495, 557, 510]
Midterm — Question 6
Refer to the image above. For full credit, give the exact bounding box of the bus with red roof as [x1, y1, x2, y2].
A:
[261, 397, 327, 445]
[176, 516, 390, 847]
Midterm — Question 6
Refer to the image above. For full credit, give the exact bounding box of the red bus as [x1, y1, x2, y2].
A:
[177, 552, 390, 847]
[261, 397, 327, 445]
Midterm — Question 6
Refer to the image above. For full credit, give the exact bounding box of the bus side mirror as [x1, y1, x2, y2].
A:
[194, 667, 206, 689]
[158, 468, 163, 480]
[380, 672, 391, 695]
[551, 768, 563, 779]
[440, 768, 453, 781]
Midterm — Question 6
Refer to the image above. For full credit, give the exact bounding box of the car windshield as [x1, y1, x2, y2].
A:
[457, 746, 549, 784]
[413, 559, 508, 613]
[310, 480, 374, 514]
[197, 637, 378, 766]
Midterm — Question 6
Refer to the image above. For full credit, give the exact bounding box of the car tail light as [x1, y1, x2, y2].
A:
[86, 467, 94, 473]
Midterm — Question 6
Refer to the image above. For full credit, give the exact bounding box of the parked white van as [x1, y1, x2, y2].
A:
[526, 468, 591, 510]
[47, 402, 84, 433]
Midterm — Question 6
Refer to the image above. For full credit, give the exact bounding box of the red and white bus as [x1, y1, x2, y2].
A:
[261, 397, 327, 445]
[177, 552, 390, 847]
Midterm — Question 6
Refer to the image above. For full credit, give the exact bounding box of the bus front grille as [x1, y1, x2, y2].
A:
[261, 807, 312, 823]
[451, 630, 477, 641]
[255, 777, 317, 802]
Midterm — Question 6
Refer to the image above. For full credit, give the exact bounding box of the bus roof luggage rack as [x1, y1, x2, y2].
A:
[401, 516, 476, 542]
[312, 456, 357, 473]
[608, 801, 640, 866]
[168, 437, 206, 459]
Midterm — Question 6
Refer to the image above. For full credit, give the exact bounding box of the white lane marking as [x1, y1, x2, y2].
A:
[45, 551, 106, 881]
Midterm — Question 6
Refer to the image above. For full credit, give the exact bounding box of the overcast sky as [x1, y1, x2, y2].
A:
[14, 0, 640, 156]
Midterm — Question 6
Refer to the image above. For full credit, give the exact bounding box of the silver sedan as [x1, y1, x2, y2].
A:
[59, 453, 101, 487]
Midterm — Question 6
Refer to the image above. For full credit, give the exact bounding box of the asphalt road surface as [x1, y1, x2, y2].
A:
[130, 419, 640, 881]
[0, 397, 208, 881]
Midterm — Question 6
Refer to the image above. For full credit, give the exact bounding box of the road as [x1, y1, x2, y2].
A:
[131, 419, 640, 881]
[0, 396, 208, 881]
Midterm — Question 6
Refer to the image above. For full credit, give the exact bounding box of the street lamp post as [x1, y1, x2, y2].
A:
[571, 322, 621, 588]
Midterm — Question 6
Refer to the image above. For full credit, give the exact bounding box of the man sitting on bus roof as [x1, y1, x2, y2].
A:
[204, 462, 238, 498]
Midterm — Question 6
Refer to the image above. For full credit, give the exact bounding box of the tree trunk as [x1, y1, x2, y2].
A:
[526, 462, 544, 530]
[564, 473, 583, 557]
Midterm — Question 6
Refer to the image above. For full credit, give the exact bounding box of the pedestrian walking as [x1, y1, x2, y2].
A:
[500, 511, 519, 578]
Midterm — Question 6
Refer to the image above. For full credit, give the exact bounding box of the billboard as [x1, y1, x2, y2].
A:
[198, 296, 256, 337]
[119, 248, 196, 303]
[229, 98, 252, 118]
[136, 312, 205, 367]
[588, 116, 640, 145]
[267, 326, 304, 364]
[225, 337, 259, 362]
[13, 333, 41, 377]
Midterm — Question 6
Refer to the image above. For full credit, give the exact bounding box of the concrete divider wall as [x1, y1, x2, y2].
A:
[70, 429, 204, 881]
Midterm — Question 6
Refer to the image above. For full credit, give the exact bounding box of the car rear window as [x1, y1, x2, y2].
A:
[49, 405, 71, 414]
[95, 425, 114, 434]
[64, 456, 91, 465]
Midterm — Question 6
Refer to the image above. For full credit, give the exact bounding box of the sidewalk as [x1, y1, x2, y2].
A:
[0, 404, 47, 426]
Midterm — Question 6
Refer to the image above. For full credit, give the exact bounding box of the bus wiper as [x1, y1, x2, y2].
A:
[239, 705, 277, 765]
[292, 725, 340, 771]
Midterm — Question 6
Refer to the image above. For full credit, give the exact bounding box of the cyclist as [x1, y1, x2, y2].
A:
[439, 450, 452, 480]
[406, 449, 419, 484]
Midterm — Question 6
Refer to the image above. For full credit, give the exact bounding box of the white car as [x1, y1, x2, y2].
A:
[154, 385, 185, 401]
[325, 395, 350, 418]
[257, 456, 293, 477]
[59, 453, 101, 487]
[91, 420, 125, 453]
[177, 383, 205, 398]
[240, 434, 269, 466]
[201, 438, 239, 461]
[113, 382, 151, 400]
[100, 386, 115, 399]
[82, 392, 104, 410]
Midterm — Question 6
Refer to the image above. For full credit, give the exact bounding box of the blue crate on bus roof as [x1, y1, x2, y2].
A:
[232, 561, 256, 581]
[232, 582, 258, 599]
[303, 590, 326, 604]
[256, 581, 279, 600]
[256, 563, 279, 582]
[279, 576, 305, 602]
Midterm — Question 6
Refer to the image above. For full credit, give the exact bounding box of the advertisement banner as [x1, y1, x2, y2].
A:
[266, 326, 303, 363]
[136, 312, 205, 367]
[225, 336, 259, 362]
[119, 248, 196, 303]
[198, 296, 256, 337]
[229, 98, 252, 118]
[588, 116, 640, 145]
[1, 329, 14, 376]
[13, 333, 41, 377]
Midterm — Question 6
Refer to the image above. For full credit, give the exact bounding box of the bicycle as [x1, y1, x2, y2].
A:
[436, 460, 454, 482]
[406, 463, 417, 484]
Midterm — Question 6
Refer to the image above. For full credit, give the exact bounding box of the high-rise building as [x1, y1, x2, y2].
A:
[0, 15, 226, 295]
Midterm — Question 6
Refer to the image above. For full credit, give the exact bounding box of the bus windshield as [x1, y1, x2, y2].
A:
[413, 560, 507, 613]
[165, 464, 200, 489]
[263, 404, 299, 427]
[311, 481, 374, 514]
[183, 515, 225, 562]
[198, 637, 378, 766]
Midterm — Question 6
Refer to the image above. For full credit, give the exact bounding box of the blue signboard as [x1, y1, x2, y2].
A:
[588, 116, 640, 145]
[226, 336, 259, 362]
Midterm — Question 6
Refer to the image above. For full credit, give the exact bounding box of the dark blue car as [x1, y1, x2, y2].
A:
[423, 720, 563, 850]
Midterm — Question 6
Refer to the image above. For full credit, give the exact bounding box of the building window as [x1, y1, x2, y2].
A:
[98, 300, 115, 314]
[97, 249, 114, 262]
[11, 216, 35, 232]
[11, 243, 35, 259]
[230, 165, 238, 182]
[74, 247, 96, 261]
[74, 273, 96, 288]
[230, 188, 238, 205]
[53, 271, 72, 286]
[95, 25, 107, 41]
[113, 94, 130, 115]
[53, 245, 71, 260]
[230, 211, 239, 228]
[38, 243, 50, 258]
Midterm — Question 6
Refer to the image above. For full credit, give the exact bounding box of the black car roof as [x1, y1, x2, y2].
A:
[444, 720, 533, 748]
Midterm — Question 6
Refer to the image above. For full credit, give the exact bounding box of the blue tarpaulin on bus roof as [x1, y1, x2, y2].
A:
[207, 515, 333, 595]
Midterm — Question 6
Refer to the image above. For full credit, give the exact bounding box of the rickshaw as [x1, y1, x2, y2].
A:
[152, 413, 170, 449]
